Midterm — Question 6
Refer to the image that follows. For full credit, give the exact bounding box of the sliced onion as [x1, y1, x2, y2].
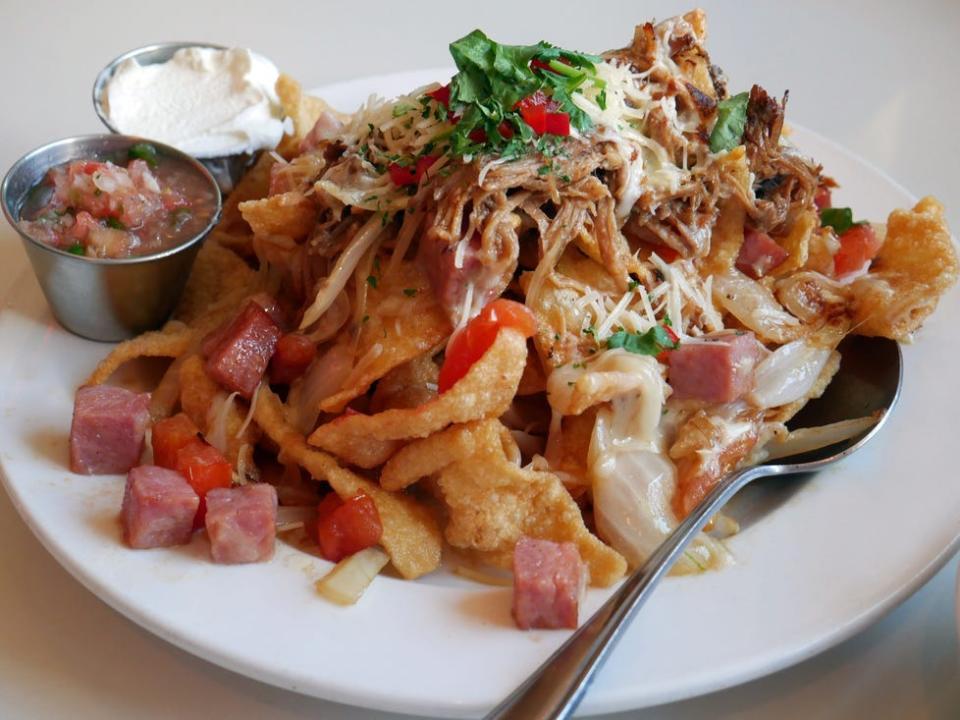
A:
[713, 269, 800, 343]
[292, 342, 354, 434]
[299, 215, 384, 329]
[749, 340, 832, 408]
[591, 447, 679, 566]
[764, 416, 879, 461]
[205, 391, 239, 453]
[304, 290, 350, 343]
[275, 506, 316, 532]
[315, 547, 389, 605]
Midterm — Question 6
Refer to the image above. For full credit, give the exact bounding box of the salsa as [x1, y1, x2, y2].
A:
[18, 143, 217, 259]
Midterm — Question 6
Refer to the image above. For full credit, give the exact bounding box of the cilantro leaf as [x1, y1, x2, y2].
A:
[66, 243, 85, 255]
[709, 92, 749, 153]
[819, 207, 860, 234]
[607, 325, 679, 356]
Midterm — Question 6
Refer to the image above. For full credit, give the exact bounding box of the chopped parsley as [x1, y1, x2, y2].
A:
[104, 216, 126, 230]
[366, 275, 378, 289]
[66, 243, 85, 255]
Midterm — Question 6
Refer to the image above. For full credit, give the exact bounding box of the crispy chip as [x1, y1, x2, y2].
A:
[851, 197, 959, 340]
[771, 208, 815, 277]
[275, 74, 345, 157]
[175, 237, 259, 326]
[382, 420, 626, 587]
[178, 355, 260, 466]
[701, 197, 745, 277]
[86, 323, 195, 386]
[255, 387, 442, 579]
[317, 258, 452, 414]
[238, 191, 318, 239]
[218, 153, 278, 241]
[369, 351, 439, 413]
[310, 328, 527, 458]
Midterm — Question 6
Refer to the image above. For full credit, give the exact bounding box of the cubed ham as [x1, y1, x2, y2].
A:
[668, 331, 761, 403]
[69, 385, 151, 475]
[121, 465, 199, 549]
[418, 231, 512, 323]
[299, 111, 344, 153]
[735, 228, 789, 279]
[512, 536, 586, 630]
[205, 299, 282, 398]
[204, 484, 278, 564]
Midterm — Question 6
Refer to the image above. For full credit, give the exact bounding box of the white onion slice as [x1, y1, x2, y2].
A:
[749, 340, 832, 408]
[299, 215, 384, 329]
[713, 269, 800, 343]
[764, 416, 879, 461]
[292, 343, 354, 434]
[315, 547, 389, 605]
[275, 506, 316, 532]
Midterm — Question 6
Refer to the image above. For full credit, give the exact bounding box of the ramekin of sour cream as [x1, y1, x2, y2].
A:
[94, 43, 288, 160]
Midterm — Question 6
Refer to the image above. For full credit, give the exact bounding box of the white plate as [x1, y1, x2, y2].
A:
[1, 70, 959, 719]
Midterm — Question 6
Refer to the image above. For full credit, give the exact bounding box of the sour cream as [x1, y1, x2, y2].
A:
[103, 47, 286, 158]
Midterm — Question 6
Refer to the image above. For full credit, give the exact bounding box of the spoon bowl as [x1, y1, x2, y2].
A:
[486, 334, 903, 720]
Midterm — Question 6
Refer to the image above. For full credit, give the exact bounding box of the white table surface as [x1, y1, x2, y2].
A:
[1, 1, 958, 718]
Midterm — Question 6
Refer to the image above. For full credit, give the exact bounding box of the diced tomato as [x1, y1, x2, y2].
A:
[175, 440, 233, 497]
[387, 155, 438, 187]
[814, 185, 832, 210]
[498, 121, 515, 139]
[438, 298, 538, 393]
[427, 84, 450, 108]
[152, 413, 201, 469]
[269, 333, 317, 385]
[314, 493, 383, 562]
[656, 325, 681, 363]
[654, 245, 680, 263]
[516, 91, 568, 136]
[834, 223, 881, 277]
[544, 112, 570, 136]
[468, 128, 488, 143]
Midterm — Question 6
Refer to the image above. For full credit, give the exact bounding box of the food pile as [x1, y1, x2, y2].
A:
[69, 10, 957, 629]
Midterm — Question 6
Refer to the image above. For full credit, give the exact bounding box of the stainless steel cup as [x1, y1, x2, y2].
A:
[1, 134, 222, 342]
[92, 42, 259, 193]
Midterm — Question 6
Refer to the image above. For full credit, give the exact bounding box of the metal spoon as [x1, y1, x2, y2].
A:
[485, 334, 903, 720]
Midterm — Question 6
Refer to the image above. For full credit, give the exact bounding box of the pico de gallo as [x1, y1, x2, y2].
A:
[18, 143, 217, 259]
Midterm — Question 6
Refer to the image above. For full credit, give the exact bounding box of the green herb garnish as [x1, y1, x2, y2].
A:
[104, 216, 126, 230]
[402, 288, 417, 297]
[66, 243, 85, 255]
[128, 142, 159, 168]
[366, 275, 378, 289]
[819, 207, 861, 235]
[606, 325, 679, 356]
[708, 92, 749, 153]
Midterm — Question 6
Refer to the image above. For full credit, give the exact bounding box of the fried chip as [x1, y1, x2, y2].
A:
[217, 153, 278, 241]
[178, 355, 260, 466]
[771, 208, 815, 277]
[255, 387, 442, 579]
[850, 197, 959, 340]
[238, 191, 318, 239]
[175, 237, 259, 326]
[86, 322, 195, 386]
[309, 328, 527, 458]
[701, 197, 745, 277]
[369, 351, 439, 413]
[382, 420, 626, 587]
[317, 258, 452, 414]
[275, 74, 345, 157]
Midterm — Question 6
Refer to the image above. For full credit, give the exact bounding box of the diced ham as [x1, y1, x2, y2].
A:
[299, 111, 344, 153]
[418, 231, 512, 323]
[69, 385, 151, 475]
[204, 299, 282, 398]
[668, 331, 761, 403]
[511, 536, 586, 630]
[121, 465, 199, 548]
[204, 484, 278, 564]
[735, 228, 789, 279]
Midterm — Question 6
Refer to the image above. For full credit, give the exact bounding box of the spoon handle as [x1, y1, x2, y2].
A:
[484, 463, 775, 720]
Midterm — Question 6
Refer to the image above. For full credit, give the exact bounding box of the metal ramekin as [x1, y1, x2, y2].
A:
[1, 134, 222, 342]
[92, 42, 259, 194]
